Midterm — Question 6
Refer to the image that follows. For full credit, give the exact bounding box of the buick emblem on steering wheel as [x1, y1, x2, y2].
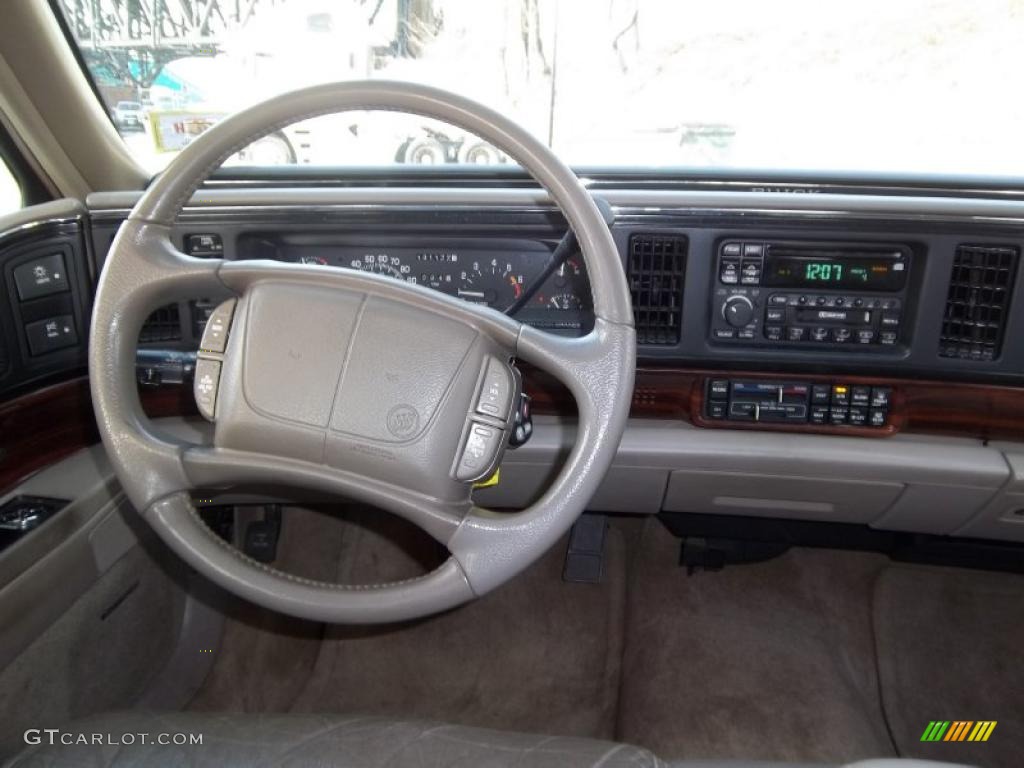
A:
[386, 404, 420, 438]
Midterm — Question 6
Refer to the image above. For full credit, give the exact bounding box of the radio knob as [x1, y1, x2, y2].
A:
[722, 295, 755, 328]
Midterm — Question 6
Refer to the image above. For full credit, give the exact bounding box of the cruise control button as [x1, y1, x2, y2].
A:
[457, 422, 503, 481]
[199, 299, 236, 353]
[476, 358, 514, 418]
[194, 358, 222, 421]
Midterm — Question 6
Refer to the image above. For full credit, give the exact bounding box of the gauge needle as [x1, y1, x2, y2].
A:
[458, 289, 486, 299]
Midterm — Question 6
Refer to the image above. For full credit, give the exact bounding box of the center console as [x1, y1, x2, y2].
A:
[710, 239, 912, 349]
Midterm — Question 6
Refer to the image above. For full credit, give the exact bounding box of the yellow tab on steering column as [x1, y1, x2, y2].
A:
[473, 469, 501, 489]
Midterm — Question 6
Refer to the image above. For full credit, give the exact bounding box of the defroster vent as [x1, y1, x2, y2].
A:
[628, 234, 686, 345]
[939, 244, 1019, 361]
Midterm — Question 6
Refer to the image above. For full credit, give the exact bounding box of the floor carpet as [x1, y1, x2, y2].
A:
[874, 563, 1024, 768]
[616, 519, 895, 764]
[185, 509, 1024, 766]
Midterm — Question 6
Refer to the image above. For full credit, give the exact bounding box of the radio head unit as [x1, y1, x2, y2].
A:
[711, 239, 913, 350]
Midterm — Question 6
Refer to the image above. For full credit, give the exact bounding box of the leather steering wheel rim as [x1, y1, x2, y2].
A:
[90, 81, 636, 623]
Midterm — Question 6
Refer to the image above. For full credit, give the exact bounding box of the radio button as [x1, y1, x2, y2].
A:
[738, 328, 755, 340]
[743, 243, 764, 257]
[714, 328, 737, 340]
[722, 242, 742, 257]
[770, 294, 789, 306]
[787, 327, 807, 342]
[815, 296, 827, 306]
[708, 402, 727, 419]
[869, 409, 888, 428]
[856, 330, 876, 344]
[810, 405, 830, 424]
[766, 308, 785, 323]
[719, 259, 740, 284]
[834, 297, 845, 306]
[765, 325, 784, 341]
[880, 312, 901, 328]
[853, 298, 864, 308]
[811, 385, 831, 405]
[797, 295, 809, 305]
[811, 327, 829, 342]
[740, 261, 761, 285]
[832, 328, 852, 343]
[830, 406, 849, 425]
[879, 331, 898, 345]
[848, 406, 868, 426]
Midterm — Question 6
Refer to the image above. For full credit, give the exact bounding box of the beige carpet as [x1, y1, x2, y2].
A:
[874, 563, 1024, 768]
[616, 519, 895, 764]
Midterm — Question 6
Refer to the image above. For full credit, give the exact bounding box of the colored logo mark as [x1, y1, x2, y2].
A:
[920, 721, 996, 742]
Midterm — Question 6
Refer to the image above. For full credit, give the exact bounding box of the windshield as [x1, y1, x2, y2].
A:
[57, 0, 1024, 178]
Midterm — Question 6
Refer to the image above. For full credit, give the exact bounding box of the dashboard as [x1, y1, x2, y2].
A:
[4, 182, 1024, 548]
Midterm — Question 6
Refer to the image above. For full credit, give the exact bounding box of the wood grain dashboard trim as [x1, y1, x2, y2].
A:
[525, 366, 1024, 441]
[2, 368, 1022, 497]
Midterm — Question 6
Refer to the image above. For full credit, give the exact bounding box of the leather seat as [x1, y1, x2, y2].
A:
[3, 712, 663, 767]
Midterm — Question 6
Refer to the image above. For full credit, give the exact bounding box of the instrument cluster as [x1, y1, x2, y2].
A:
[281, 238, 593, 333]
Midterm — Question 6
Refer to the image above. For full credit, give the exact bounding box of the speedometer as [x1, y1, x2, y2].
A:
[348, 252, 413, 282]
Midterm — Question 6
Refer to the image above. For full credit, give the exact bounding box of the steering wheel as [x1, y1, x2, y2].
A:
[90, 82, 636, 624]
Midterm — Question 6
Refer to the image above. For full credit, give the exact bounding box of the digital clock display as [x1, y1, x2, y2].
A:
[764, 250, 907, 291]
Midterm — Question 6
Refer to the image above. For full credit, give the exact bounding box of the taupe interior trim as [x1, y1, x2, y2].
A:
[0, 0, 146, 197]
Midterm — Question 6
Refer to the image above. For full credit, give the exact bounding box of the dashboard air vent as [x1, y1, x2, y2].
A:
[628, 234, 686, 345]
[939, 244, 1019, 361]
[139, 304, 182, 343]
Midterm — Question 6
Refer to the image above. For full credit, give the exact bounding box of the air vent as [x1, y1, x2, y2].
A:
[139, 304, 182, 343]
[628, 234, 686, 345]
[939, 244, 1019, 361]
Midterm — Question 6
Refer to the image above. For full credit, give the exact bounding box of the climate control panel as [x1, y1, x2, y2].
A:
[704, 378, 893, 430]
